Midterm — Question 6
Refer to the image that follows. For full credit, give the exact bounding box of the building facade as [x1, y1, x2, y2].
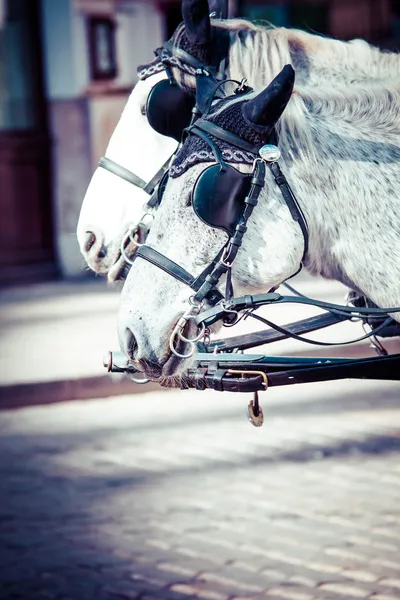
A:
[0, 0, 397, 284]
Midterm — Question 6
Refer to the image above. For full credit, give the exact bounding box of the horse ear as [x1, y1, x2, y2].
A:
[242, 65, 295, 132]
[182, 0, 211, 46]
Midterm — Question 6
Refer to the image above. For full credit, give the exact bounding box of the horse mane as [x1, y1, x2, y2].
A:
[216, 19, 400, 87]
[208, 20, 400, 160]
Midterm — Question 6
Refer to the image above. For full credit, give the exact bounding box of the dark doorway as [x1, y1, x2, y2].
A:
[0, 0, 55, 285]
[164, 3, 183, 40]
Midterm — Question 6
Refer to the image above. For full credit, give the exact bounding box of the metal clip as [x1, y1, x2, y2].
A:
[235, 78, 248, 94]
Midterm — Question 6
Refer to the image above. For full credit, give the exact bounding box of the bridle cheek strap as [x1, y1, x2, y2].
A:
[133, 161, 267, 309]
[98, 156, 171, 197]
[135, 246, 225, 303]
[269, 162, 309, 256]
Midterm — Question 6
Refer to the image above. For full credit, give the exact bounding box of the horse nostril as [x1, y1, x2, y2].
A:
[83, 231, 108, 259]
[84, 231, 96, 252]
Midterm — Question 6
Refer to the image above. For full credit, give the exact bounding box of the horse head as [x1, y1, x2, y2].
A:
[77, 0, 229, 281]
[117, 65, 308, 381]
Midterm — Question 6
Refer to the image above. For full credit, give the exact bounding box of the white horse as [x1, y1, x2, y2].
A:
[117, 61, 400, 381]
[77, 0, 400, 281]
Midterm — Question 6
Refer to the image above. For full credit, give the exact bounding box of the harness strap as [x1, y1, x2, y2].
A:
[99, 156, 171, 196]
[195, 292, 400, 327]
[192, 161, 266, 304]
[188, 125, 226, 167]
[99, 157, 148, 189]
[269, 162, 309, 257]
[192, 120, 262, 155]
[136, 246, 195, 288]
[144, 159, 171, 199]
[135, 245, 224, 303]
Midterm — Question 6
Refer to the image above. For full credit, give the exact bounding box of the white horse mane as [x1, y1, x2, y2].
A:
[202, 21, 400, 162]
[217, 19, 400, 86]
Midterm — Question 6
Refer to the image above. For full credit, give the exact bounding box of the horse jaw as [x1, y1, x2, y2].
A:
[76, 73, 177, 278]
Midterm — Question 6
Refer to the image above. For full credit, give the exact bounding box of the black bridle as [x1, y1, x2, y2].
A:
[98, 33, 228, 202]
[128, 106, 400, 362]
[96, 31, 230, 271]
[134, 116, 309, 310]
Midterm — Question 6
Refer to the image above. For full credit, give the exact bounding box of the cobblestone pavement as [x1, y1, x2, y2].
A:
[1, 379, 400, 600]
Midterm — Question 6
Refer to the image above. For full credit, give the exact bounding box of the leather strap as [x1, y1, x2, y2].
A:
[99, 157, 148, 189]
[143, 158, 171, 196]
[269, 162, 309, 257]
[207, 312, 349, 353]
[195, 291, 400, 327]
[136, 246, 195, 288]
[192, 161, 266, 304]
[192, 120, 262, 155]
[135, 245, 224, 303]
[99, 156, 171, 196]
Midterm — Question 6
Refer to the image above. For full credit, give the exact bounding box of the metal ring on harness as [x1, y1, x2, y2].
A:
[128, 372, 151, 384]
[120, 227, 145, 265]
[177, 316, 206, 343]
[169, 307, 206, 358]
[169, 328, 195, 359]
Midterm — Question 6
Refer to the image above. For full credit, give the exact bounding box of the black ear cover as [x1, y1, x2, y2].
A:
[146, 79, 195, 141]
[192, 164, 252, 235]
[242, 64, 295, 134]
[182, 0, 211, 47]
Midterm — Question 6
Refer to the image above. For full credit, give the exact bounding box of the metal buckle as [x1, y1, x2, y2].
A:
[227, 370, 268, 390]
[235, 77, 248, 94]
[220, 247, 232, 268]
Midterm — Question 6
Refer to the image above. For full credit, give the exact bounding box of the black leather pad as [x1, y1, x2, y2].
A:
[146, 79, 195, 142]
[192, 164, 252, 235]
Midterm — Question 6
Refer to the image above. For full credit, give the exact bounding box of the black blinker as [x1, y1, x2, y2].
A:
[146, 79, 195, 142]
[192, 164, 252, 235]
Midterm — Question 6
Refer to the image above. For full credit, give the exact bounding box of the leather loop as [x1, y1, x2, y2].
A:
[244, 196, 258, 206]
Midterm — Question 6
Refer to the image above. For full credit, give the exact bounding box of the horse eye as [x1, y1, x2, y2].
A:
[140, 105, 146, 116]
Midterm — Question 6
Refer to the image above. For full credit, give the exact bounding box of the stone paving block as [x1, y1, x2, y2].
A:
[170, 583, 230, 600]
[317, 582, 370, 598]
[197, 570, 266, 595]
[369, 595, 400, 600]
[264, 586, 316, 600]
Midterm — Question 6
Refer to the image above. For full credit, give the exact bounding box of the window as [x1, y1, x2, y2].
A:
[87, 16, 117, 81]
